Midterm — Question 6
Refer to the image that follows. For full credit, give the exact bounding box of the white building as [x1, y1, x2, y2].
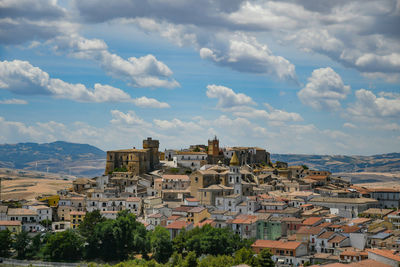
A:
[173, 152, 207, 170]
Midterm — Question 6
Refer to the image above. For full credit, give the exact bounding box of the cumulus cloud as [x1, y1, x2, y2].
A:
[0, 60, 169, 108]
[206, 84, 255, 108]
[200, 34, 297, 81]
[343, 122, 357, 129]
[0, 0, 76, 44]
[232, 105, 303, 123]
[0, 98, 27, 104]
[74, 0, 400, 80]
[298, 67, 351, 110]
[110, 110, 151, 127]
[52, 35, 179, 89]
[347, 89, 400, 119]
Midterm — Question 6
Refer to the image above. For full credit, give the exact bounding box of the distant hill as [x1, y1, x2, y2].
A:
[0, 141, 106, 177]
[271, 153, 400, 173]
[0, 141, 399, 177]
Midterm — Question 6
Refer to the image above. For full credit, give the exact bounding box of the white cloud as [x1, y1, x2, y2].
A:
[200, 34, 297, 82]
[0, 60, 169, 108]
[0, 98, 27, 104]
[298, 67, 351, 110]
[206, 84, 255, 108]
[110, 110, 151, 127]
[347, 89, 400, 119]
[231, 105, 303, 123]
[343, 122, 357, 129]
[52, 35, 180, 89]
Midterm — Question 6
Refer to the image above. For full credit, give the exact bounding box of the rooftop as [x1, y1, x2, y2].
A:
[251, 240, 302, 250]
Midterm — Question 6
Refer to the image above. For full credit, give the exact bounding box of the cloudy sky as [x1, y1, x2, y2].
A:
[0, 0, 399, 155]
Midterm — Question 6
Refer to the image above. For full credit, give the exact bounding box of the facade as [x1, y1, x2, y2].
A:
[173, 151, 208, 170]
[310, 197, 378, 218]
[105, 137, 159, 175]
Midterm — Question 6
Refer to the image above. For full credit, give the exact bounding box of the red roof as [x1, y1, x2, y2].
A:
[0, 220, 21, 226]
[367, 249, 400, 262]
[302, 217, 324, 226]
[252, 240, 302, 250]
[166, 220, 192, 230]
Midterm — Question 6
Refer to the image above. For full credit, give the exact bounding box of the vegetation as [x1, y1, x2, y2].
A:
[113, 166, 128, 172]
[0, 210, 273, 266]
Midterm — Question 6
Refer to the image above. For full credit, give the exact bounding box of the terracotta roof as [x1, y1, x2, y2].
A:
[251, 240, 302, 250]
[0, 220, 21, 226]
[318, 231, 335, 239]
[172, 206, 193, 212]
[328, 235, 347, 243]
[7, 208, 37, 216]
[148, 213, 164, 218]
[350, 217, 372, 225]
[231, 215, 258, 225]
[195, 219, 215, 228]
[296, 226, 324, 235]
[367, 249, 400, 262]
[302, 217, 324, 226]
[188, 207, 206, 213]
[341, 225, 360, 233]
[166, 220, 192, 229]
[167, 215, 182, 221]
[351, 259, 391, 267]
[340, 250, 368, 257]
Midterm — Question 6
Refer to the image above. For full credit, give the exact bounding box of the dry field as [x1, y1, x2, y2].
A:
[0, 168, 73, 201]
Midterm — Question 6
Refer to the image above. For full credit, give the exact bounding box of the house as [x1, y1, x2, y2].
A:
[187, 207, 210, 224]
[229, 214, 258, 239]
[257, 216, 286, 240]
[165, 220, 193, 239]
[184, 197, 199, 206]
[146, 213, 167, 227]
[70, 211, 86, 229]
[369, 189, 400, 209]
[7, 208, 43, 232]
[303, 217, 324, 227]
[296, 226, 326, 252]
[52, 221, 71, 232]
[340, 250, 368, 262]
[173, 151, 208, 170]
[367, 248, 400, 267]
[125, 197, 142, 215]
[251, 240, 308, 266]
[0, 220, 22, 233]
[309, 197, 378, 218]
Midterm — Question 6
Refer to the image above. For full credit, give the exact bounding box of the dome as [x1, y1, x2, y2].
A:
[230, 152, 239, 166]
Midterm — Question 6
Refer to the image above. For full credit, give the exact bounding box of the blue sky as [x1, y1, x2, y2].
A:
[0, 0, 399, 155]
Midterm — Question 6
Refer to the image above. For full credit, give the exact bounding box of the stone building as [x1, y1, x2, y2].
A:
[207, 136, 224, 164]
[105, 137, 159, 175]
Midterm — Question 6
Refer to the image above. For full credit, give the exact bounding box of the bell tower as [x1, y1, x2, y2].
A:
[208, 135, 219, 157]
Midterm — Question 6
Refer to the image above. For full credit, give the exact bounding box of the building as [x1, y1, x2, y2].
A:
[0, 220, 22, 233]
[369, 189, 400, 209]
[70, 211, 86, 229]
[251, 240, 308, 266]
[165, 220, 193, 239]
[187, 207, 210, 224]
[105, 137, 159, 175]
[173, 151, 208, 170]
[223, 146, 270, 166]
[309, 197, 378, 218]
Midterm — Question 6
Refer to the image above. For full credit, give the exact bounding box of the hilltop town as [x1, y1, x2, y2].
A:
[1, 136, 400, 267]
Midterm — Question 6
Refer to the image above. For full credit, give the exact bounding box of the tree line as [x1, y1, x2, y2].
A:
[0, 210, 274, 267]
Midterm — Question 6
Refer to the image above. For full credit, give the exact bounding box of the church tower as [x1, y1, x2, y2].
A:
[229, 152, 242, 195]
[208, 135, 219, 157]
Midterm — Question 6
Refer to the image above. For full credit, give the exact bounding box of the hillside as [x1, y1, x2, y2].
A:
[271, 153, 400, 173]
[0, 141, 106, 177]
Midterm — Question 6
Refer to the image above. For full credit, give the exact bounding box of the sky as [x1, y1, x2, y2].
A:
[0, 0, 399, 155]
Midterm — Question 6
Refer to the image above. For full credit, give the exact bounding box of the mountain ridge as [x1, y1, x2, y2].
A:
[0, 141, 399, 176]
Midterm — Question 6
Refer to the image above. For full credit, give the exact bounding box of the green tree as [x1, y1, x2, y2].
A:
[43, 230, 84, 261]
[234, 247, 255, 266]
[183, 251, 197, 267]
[169, 252, 183, 267]
[13, 230, 31, 259]
[253, 248, 274, 267]
[0, 229, 12, 257]
[198, 254, 235, 267]
[79, 209, 106, 259]
[150, 226, 173, 263]
[26, 233, 43, 259]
